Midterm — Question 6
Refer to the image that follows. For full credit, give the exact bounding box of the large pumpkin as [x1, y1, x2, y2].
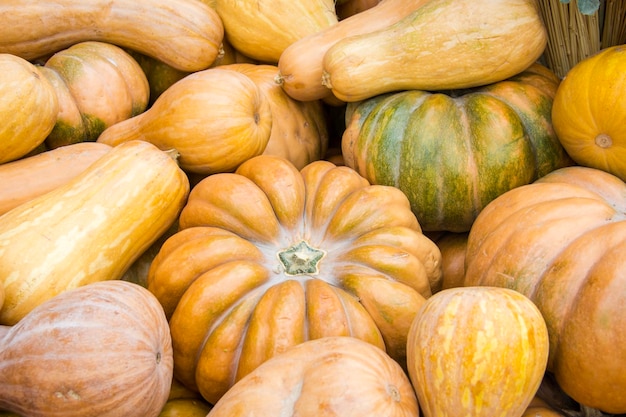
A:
[464, 165, 626, 414]
[147, 154, 442, 404]
[342, 63, 573, 232]
[551, 44, 626, 182]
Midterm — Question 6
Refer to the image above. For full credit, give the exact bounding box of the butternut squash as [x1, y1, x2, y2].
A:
[322, 0, 548, 102]
[276, 0, 430, 102]
[0, 142, 111, 216]
[0, 0, 224, 72]
[0, 54, 58, 164]
[214, 0, 338, 63]
[97, 68, 273, 175]
[0, 140, 190, 325]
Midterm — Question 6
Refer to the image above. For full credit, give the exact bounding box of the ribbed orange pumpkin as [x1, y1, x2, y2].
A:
[147, 154, 442, 404]
[464, 165, 626, 414]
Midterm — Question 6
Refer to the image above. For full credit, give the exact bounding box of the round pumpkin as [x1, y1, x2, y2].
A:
[551, 44, 626, 182]
[464, 165, 626, 414]
[147, 154, 442, 404]
[40, 41, 150, 148]
[342, 63, 573, 233]
[208, 336, 419, 417]
[406, 286, 549, 417]
[0, 53, 58, 164]
[0, 280, 173, 417]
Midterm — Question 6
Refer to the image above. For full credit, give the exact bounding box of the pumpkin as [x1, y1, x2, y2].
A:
[342, 63, 574, 232]
[207, 336, 420, 416]
[0, 0, 224, 72]
[0, 140, 189, 325]
[0, 142, 111, 216]
[0, 53, 58, 165]
[97, 67, 273, 175]
[159, 377, 213, 417]
[464, 165, 626, 414]
[213, 0, 338, 63]
[551, 44, 626, 182]
[221, 63, 329, 170]
[147, 154, 442, 404]
[429, 232, 468, 293]
[0, 280, 173, 417]
[321, 0, 548, 102]
[39, 41, 150, 148]
[522, 397, 567, 417]
[406, 286, 549, 417]
[276, 0, 430, 102]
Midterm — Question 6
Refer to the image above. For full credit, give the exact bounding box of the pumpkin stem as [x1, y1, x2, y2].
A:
[594, 133, 613, 149]
[277, 240, 326, 276]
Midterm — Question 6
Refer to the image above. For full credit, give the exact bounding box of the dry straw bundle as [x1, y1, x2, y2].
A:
[537, 0, 626, 78]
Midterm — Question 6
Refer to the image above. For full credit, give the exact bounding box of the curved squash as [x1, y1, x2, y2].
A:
[0, 142, 111, 216]
[322, 0, 547, 102]
[0, 140, 189, 325]
[40, 41, 150, 148]
[97, 68, 273, 175]
[276, 0, 429, 102]
[0, 54, 58, 164]
[214, 0, 338, 63]
[0, 0, 224, 72]
[0, 280, 173, 417]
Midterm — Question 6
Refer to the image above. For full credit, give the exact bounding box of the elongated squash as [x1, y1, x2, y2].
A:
[276, 0, 430, 102]
[0, 142, 111, 216]
[0, 0, 224, 72]
[322, 0, 547, 102]
[0, 140, 190, 325]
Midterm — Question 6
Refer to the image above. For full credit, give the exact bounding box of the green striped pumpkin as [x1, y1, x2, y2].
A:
[342, 63, 573, 233]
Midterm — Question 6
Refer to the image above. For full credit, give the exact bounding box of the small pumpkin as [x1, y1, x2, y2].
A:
[342, 63, 573, 232]
[0, 142, 111, 216]
[0, 280, 173, 417]
[0, 54, 58, 164]
[39, 41, 150, 148]
[322, 0, 548, 102]
[406, 286, 549, 417]
[207, 336, 420, 417]
[551, 44, 626, 182]
[429, 232, 468, 293]
[147, 154, 442, 404]
[97, 67, 273, 175]
[0, 140, 189, 325]
[464, 165, 626, 414]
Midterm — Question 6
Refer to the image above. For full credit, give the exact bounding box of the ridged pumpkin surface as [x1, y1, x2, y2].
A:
[147, 155, 442, 404]
[342, 63, 573, 232]
[464, 166, 626, 414]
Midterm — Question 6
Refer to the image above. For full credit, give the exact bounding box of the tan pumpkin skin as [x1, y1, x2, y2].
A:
[40, 41, 150, 148]
[0, 140, 189, 325]
[0, 0, 224, 72]
[214, 0, 338, 63]
[464, 166, 626, 414]
[322, 0, 547, 102]
[0, 54, 58, 164]
[429, 232, 468, 293]
[407, 286, 549, 417]
[222, 63, 329, 170]
[208, 336, 420, 417]
[0, 280, 173, 417]
[97, 68, 273, 175]
[148, 155, 442, 404]
[0, 142, 111, 216]
[276, 0, 430, 102]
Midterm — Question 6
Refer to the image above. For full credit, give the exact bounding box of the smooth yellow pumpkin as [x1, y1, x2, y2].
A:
[208, 337, 420, 416]
[0, 54, 58, 164]
[0, 0, 224, 72]
[0, 142, 111, 216]
[551, 44, 626, 182]
[97, 68, 273, 175]
[0, 140, 189, 325]
[40, 41, 150, 148]
[406, 286, 549, 417]
[0, 280, 173, 417]
[322, 0, 548, 102]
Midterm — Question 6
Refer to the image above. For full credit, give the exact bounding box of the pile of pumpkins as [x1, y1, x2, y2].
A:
[0, 0, 624, 416]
